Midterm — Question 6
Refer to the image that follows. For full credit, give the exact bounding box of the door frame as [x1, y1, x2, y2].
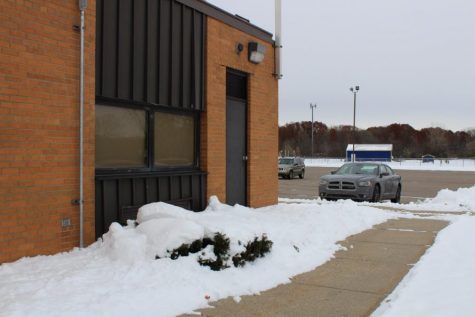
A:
[225, 68, 248, 206]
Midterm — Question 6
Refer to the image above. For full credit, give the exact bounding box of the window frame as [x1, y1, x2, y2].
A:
[95, 98, 201, 175]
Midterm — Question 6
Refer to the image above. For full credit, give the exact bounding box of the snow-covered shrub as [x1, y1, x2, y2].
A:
[102, 197, 273, 268]
[198, 233, 230, 271]
[232, 234, 273, 267]
[165, 232, 273, 271]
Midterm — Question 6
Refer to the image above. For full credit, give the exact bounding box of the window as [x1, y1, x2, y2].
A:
[154, 112, 195, 167]
[385, 165, 394, 175]
[95, 105, 146, 168]
[95, 103, 198, 171]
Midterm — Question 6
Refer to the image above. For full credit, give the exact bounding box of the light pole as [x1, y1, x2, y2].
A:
[310, 103, 317, 158]
[349, 86, 360, 162]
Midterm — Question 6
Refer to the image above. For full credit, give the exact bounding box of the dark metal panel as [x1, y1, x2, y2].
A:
[103, 179, 119, 232]
[170, 1, 183, 107]
[181, 175, 191, 198]
[134, 178, 146, 206]
[158, 176, 170, 201]
[158, 0, 171, 105]
[117, 0, 132, 99]
[170, 176, 180, 200]
[181, 6, 192, 109]
[191, 174, 199, 210]
[193, 10, 203, 110]
[133, 0, 146, 101]
[96, 0, 103, 96]
[95, 179, 104, 238]
[97, 0, 205, 111]
[118, 178, 132, 207]
[147, 0, 158, 103]
[146, 178, 158, 203]
[102, 0, 118, 97]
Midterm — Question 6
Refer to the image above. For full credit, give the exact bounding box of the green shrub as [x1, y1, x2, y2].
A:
[232, 234, 273, 267]
[162, 233, 273, 271]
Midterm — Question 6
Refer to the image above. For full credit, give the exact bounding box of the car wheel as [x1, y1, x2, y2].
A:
[391, 185, 401, 203]
[299, 169, 305, 179]
[289, 170, 294, 179]
[371, 184, 381, 202]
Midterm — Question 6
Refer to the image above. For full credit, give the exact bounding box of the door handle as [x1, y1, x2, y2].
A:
[243, 155, 248, 161]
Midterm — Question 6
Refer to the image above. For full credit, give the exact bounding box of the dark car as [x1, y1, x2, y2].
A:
[278, 157, 305, 179]
[318, 162, 402, 202]
[422, 154, 435, 163]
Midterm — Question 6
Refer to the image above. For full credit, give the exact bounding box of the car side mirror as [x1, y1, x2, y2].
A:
[330, 171, 336, 175]
[293, 163, 298, 166]
[380, 172, 389, 177]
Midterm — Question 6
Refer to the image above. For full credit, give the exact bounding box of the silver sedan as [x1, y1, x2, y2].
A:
[318, 162, 402, 203]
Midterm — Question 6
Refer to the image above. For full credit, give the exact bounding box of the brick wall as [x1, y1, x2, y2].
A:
[202, 17, 278, 207]
[0, 0, 96, 263]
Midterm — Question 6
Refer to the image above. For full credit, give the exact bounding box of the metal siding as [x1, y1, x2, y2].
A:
[171, 1, 182, 107]
[117, 0, 132, 99]
[132, 0, 146, 102]
[193, 11, 203, 109]
[96, 0, 103, 96]
[96, 0, 205, 110]
[101, 0, 118, 97]
[182, 6, 192, 109]
[95, 172, 207, 238]
[158, 0, 171, 105]
[147, 0, 158, 103]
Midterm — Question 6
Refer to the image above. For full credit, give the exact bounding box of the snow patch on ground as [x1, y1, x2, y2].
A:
[373, 216, 475, 317]
[364, 185, 475, 213]
[281, 185, 475, 213]
[0, 197, 396, 317]
[305, 158, 475, 172]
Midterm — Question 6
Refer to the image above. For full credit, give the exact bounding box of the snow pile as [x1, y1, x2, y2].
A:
[373, 216, 475, 317]
[0, 198, 396, 317]
[427, 185, 475, 211]
[358, 185, 475, 213]
[104, 223, 148, 263]
[304, 158, 475, 172]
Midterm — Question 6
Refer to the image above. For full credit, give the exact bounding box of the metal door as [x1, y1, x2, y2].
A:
[226, 70, 247, 206]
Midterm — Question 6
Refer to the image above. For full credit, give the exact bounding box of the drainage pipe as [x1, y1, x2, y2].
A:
[274, 0, 283, 79]
[79, 0, 87, 248]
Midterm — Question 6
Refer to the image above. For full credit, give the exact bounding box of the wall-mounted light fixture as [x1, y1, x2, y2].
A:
[248, 42, 266, 64]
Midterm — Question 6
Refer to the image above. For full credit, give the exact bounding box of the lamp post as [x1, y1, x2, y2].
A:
[310, 103, 317, 158]
[349, 86, 360, 162]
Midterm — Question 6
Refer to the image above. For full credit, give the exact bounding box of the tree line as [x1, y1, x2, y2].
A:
[279, 122, 475, 158]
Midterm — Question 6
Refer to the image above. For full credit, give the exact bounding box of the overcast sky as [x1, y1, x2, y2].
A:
[208, 0, 475, 131]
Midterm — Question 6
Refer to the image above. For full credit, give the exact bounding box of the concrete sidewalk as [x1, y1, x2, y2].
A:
[183, 218, 449, 317]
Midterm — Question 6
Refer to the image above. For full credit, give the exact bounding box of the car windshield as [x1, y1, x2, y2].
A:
[335, 163, 379, 175]
[279, 158, 294, 165]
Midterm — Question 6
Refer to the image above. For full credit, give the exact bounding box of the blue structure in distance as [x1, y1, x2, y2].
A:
[346, 144, 393, 162]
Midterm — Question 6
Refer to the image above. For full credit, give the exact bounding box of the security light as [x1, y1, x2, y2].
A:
[355, 86, 360, 91]
[248, 42, 266, 64]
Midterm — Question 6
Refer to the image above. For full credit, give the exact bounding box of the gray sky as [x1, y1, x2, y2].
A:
[208, 0, 475, 131]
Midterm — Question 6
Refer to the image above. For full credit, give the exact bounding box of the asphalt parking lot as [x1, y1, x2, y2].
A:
[279, 166, 475, 203]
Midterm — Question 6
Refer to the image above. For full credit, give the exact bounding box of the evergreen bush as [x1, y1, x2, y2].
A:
[161, 232, 273, 271]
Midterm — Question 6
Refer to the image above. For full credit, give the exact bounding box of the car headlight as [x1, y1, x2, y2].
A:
[358, 180, 371, 187]
[320, 179, 328, 186]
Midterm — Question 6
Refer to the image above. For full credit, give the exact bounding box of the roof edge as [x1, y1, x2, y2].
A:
[176, 0, 274, 43]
